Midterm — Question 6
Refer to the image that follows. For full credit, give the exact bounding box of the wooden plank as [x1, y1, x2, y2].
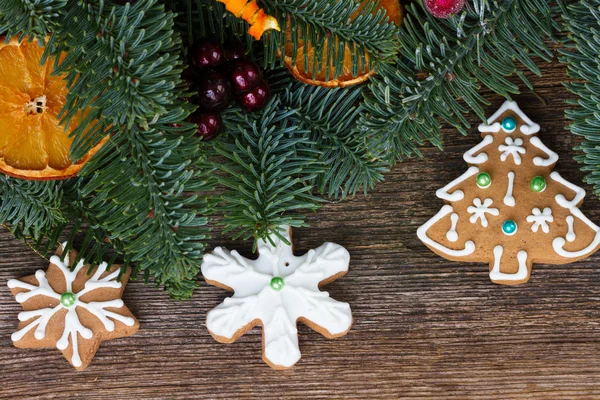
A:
[2, 61, 600, 399]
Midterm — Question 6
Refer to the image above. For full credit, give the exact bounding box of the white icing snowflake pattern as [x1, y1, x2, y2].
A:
[7, 246, 136, 368]
[201, 226, 352, 369]
[526, 207, 554, 233]
[467, 198, 499, 227]
[498, 137, 526, 165]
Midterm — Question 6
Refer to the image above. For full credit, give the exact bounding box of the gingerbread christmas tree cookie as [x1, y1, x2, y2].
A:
[7, 244, 139, 370]
[417, 101, 600, 284]
[201, 226, 353, 369]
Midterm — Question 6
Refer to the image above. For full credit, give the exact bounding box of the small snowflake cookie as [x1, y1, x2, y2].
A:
[7, 244, 139, 370]
[201, 226, 353, 369]
[417, 101, 600, 285]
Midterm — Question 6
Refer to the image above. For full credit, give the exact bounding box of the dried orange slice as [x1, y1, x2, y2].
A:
[283, 0, 403, 88]
[0, 37, 106, 180]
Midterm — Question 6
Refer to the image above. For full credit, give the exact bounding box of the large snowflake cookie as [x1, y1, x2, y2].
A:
[201, 226, 353, 369]
[417, 101, 600, 285]
[7, 244, 139, 370]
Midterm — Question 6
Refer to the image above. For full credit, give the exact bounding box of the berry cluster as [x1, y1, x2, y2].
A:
[184, 38, 271, 140]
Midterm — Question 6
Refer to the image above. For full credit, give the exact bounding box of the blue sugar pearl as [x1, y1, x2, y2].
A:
[502, 116, 517, 132]
[502, 220, 517, 236]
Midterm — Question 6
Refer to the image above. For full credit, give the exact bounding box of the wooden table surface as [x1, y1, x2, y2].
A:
[2, 59, 600, 399]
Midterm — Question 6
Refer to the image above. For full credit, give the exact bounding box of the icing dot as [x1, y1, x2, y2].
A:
[270, 277, 284, 291]
[476, 172, 491, 189]
[60, 292, 76, 308]
[502, 220, 517, 236]
[530, 176, 546, 193]
[502, 116, 517, 132]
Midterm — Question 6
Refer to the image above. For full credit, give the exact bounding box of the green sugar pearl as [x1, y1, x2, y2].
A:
[530, 176, 546, 192]
[270, 277, 285, 291]
[476, 172, 492, 188]
[502, 116, 517, 132]
[60, 291, 76, 308]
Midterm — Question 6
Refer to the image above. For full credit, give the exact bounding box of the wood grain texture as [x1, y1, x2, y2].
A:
[2, 60, 600, 399]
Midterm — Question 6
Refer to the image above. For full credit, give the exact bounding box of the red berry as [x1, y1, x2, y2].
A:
[230, 59, 262, 93]
[188, 111, 222, 140]
[197, 71, 232, 111]
[423, 0, 465, 18]
[192, 39, 224, 70]
[236, 80, 270, 112]
[223, 40, 246, 62]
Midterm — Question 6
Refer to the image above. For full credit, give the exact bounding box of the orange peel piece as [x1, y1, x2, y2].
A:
[218, 0, 280, 40]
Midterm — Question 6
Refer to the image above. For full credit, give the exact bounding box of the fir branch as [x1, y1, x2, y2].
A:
[74, 127, 213, 297]
[277, 82, 387, 197]
[560, 0, 600, 196]
[47, 0, 195, 160]
[360, 0, 556, 164]
[216, 98, 324, 247]
[261, 0, 400, 78]
[0, 0, 67, 40]
[0, 178, 67, 238]
[0, 0, 213, 299]
[59, 0, 212, 299]
[187, 0, 254, 45]
[184, 0, 401, 81]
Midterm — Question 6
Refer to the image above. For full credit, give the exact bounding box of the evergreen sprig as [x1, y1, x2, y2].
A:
[0, 0, 67, 39]
[277, 82, 387, 197]
[561, 0, 600, 197]
[0, 0, 211, 299]
[186, 0, 390, 243]
[189, 0, 401, 81]
[360, 0, 556, 164]
[215, 97, 324, 246]
[0, 178, 66, 238]
[211, 66, 387, 244]
[261, 0, 400, 79]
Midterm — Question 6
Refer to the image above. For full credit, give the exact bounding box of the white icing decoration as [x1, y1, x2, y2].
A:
[530, 136, 558, 167]
[489, 246, 529, 282]
[467, 198, 499, 227]
[550, 172, 600, 258]
[463, 135, 494, 164]
[446, 213, 459, 242]
[479, 121, 502, 133]
[550, 171, 585, 208]
[201, 226, 352, 369]
[504, 172, 515, 207]
[566, 215, 576, 242]
[526, 207, 553, 233]
[478, 100, 540, 135]
[498, 137, 526, 165]
[417, 205, 476, 257]
[7, 243, 134, 368]
[436, 166, 479, 202]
